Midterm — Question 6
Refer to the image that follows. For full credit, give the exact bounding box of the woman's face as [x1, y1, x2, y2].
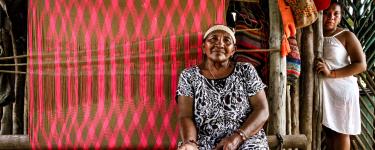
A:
[323, 3, 342, 31]
[202, 30, 235, 63]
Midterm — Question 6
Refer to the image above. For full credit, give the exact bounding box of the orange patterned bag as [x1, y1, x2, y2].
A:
[287, 0, 318, 28]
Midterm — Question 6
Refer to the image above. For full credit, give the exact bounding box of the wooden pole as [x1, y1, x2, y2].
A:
[0, 107, 2, 131]
[291, 29, 302, 137]
[268, 0, 286, 135]
[13, 57, 26, 135]
[286, 85, 291, 135]
[1, 105, 13, 134]
[24, 77, 28, 134]
[13, 92, 24, 135]
[291, 81, 299, 135]
[312, 12, 324, 150]
[300, 25, 314, 150]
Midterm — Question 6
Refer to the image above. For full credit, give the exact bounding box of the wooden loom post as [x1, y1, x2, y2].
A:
[300, 25, 314, 150]
[1, 105, 12, 134]
[312, 12, 324, 150]
[268, 0, 286, 135]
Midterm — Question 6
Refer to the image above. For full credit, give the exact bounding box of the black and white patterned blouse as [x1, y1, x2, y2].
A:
[176, 62, 269, 150]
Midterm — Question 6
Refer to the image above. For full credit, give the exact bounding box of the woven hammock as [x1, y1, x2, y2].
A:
[28, 0, 226, 149]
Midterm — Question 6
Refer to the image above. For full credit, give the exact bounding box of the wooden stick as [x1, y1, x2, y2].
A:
[0, 63, 27, 67]
[357, 80, 375, 107]
[0, 55, 28, 61]
[364, 71, 375, 89]
[359, 73, 375, 95]
[353, 135, 367, 150]
[0, 70, 26, 74]
[236, 48, 279, 52]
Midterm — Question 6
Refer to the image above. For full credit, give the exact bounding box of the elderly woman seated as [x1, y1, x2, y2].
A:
[176, 24, 269, 150]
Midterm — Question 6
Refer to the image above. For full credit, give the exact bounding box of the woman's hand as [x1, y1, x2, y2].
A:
[315, 57, 333, 77]
[214, 133, 243, 150]
[177, 143, 199, 150]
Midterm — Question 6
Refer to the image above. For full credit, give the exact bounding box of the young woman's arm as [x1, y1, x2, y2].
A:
[316, 31, 366, 78]
[337, 31, 367, 77]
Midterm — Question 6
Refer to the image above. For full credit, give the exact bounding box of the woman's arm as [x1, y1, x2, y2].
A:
[316, 31, 366, 78]
[177, 96, 198, 150]
[239, 89, 269, 137]
[214, 90, 269, 150]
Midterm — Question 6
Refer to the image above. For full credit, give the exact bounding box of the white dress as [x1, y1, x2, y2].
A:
[321, 30, 361, 135]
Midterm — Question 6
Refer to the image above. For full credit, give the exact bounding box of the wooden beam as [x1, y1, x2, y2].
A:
[0, 135, 307, 149]
[0, 135, 30, 149]
[268, 134, 308, 149]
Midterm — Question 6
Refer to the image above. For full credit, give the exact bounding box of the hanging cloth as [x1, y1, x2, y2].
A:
[226, 0, 270, 84]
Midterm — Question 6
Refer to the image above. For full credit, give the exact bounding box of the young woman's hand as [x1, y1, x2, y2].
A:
[315, 57, 334, 77]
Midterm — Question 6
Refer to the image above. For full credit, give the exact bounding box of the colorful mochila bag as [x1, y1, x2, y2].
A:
[287, 0, 318, 28]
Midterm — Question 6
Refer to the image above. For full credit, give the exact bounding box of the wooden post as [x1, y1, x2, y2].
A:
[268, 0, 286, 135]
[285, 85, 293, 135]
[13, 61, 26, 134]
[312, 12, 324, 150]
[24, 79, 28, 135]
[1, 105, 13, 134]
[291, 81, 299, 135]
[291, 29, 302, 138]
[300, 25, 314, 150]
[13, 97, 24, 134]
[0, 107, 2, 130]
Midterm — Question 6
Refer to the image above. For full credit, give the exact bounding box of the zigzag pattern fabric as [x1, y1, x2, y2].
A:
[28, 0, 225, 149]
